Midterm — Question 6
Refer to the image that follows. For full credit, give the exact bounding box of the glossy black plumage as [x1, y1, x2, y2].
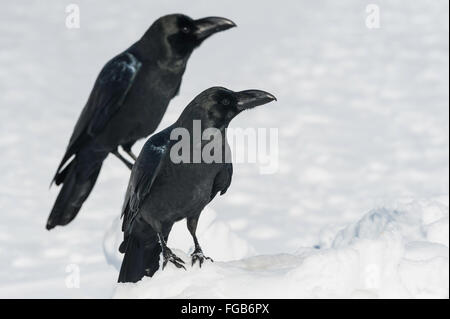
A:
[118, 87, 276, 283]
[47, 14, 236, 230]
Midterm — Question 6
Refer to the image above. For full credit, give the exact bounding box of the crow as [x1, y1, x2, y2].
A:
[47, 14, 236, 230]
[118, 86, 276, 283]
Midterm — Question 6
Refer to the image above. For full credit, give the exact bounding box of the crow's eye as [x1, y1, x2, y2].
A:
[181, 26, 190, 34]
[221, 98, 230, 106]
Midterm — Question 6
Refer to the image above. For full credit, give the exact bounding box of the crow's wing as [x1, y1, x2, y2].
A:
[121, 128, 171, 232]
[52, 52, 142, 184]
[210, 163, 233, 201]
[71, 52, 142, 144]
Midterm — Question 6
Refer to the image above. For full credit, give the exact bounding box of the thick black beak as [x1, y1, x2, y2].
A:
[236, 90, 277, 111]
[194, 17, 236, 41]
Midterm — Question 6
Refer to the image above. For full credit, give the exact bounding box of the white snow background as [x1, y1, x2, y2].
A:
[0, 0, 448, 298]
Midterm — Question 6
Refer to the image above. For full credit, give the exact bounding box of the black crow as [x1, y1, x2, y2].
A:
[118, 86, 276, 283]
[47, 14, 236, 230]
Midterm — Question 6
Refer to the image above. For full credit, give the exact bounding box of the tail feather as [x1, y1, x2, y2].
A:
[54, 160, 74, 186]
[118, 231, 161, 283]
[50, 149, 76, 187]
[46, 157, 103, 230]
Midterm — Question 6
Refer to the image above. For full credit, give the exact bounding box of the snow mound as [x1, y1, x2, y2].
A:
[114, 198, 449, 298]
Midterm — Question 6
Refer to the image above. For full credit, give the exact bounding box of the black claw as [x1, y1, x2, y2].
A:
[162, 249, 186, 271]
[174, 257, 185, 265]
[162, 257, 169, 270]
[191, 250, 213, 268]
[175, 262, 186, 270]
[192, 255, 199, 267]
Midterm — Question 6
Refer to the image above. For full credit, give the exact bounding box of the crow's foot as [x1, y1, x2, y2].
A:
[162, 248, 186, 270]
[191, 249, 213, 267]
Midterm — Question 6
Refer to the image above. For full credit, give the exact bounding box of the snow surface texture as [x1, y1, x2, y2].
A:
[0, 1, 448, 298]
[113, 198, 449, 298]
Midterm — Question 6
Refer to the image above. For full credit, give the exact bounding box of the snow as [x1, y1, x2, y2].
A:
[0, 0, 448, 298]
[113, 197, 449, 298]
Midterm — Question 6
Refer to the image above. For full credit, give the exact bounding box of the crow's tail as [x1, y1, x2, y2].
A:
[118, 227, 161, 283]
[46, 152, 105, 230]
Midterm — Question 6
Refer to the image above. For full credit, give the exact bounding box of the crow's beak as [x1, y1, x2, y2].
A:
[236, 90, 277, 110]
[194, 17, 236, 41]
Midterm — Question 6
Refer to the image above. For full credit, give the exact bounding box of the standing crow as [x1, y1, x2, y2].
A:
[47, 14, 236, 230]
[118, 86, 276, 283]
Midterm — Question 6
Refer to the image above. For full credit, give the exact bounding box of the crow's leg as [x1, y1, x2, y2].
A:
[121, 143, 137, 161]
[187, 215, 213, 267]
[157, 233, 186, 270]
[111, 149, 133, 170]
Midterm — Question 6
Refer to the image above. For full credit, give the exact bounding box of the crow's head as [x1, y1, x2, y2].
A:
[179, 87, 277, 129]
[144, 14, 236, 61]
